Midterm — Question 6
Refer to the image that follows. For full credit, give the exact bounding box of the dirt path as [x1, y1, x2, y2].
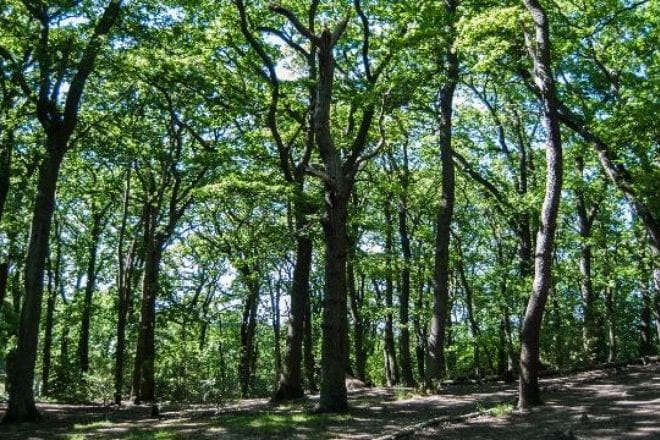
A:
[0, 363, 657, 439]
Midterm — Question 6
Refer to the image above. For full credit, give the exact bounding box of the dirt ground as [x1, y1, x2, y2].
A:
[0, 363, 657, 439]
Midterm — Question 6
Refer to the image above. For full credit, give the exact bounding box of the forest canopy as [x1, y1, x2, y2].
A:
[0, 0, 658, 428]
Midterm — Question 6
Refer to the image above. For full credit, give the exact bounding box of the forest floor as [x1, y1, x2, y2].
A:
[0, 362, 658, 440]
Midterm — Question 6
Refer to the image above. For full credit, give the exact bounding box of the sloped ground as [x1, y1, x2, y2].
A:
[414, 362, 660, 440]
[0, 363, 657, 439]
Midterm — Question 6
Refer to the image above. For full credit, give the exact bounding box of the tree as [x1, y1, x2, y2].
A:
[426, 0, 459, 388]
[518, 0, 564, 409]
[2, 0, 122, 423]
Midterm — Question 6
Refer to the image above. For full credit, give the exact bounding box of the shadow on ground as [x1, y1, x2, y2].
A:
[0, 363, 657, 439]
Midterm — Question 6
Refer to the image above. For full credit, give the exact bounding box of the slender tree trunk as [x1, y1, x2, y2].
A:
[414, 274, 427, 380]
[303, 291, 317, 392]
[270, 279, 283, 382]
[384, 201, 399, 386]
[575, 156, 598, 362]
[426, 0, 458, 388]
[348, 242, 366, 382]
[457, 254, 481, 378]
[604, 282, 617, 362]
[78, 209, 104, 374]
[41, 256, 56, 396]
[239, 278, 259, 397]
[0, 262, 8, 310]
[518, 0, 564, 409]
[0, 132, 12, 223]
[115, 169, 134, 405]
[4, 137, 66, 423]
[640, 286, 654, 356]
[398, 187, 415, 387]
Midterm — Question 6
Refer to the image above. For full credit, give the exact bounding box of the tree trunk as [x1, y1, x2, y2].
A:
[115, 169, 135, 405]
[575, 156, 597, 362]
[426, 0, 458, 388]
[78, 208, 104, 374]
[348, 240, 366, 382]
[457, 254, 481, 378]
[519, 0, 564, 409]
[239, 278, 259, 397]
[273, 199, 313, 400]
[269, 278, 283, 383]
[384, 201, 399, 386]
[303, 291, 317, 392]
[318, 189, 349, 411]
[133, 216, 164, 403]
[604, 283, 617, 362]
[0, 262, 8, 311]
[41, 256, 56, 396]
[414, 274, 427, 380]
[4, 138, 66, 423]
[640, 286, 654, 356]
[398, 185, 415, 387]
[0, 132, 12, 223]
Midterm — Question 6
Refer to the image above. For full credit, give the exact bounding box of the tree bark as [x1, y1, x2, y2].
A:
[239, 277, 259, 397]
[4, 139, 65, 422]
[575, 156, 598, 362]
[41, 254, 57, 396]
[273, 202, 313, 400]
[347, 236, 366, 382]
[640, 286, 654, 356]
[384, 201, 399, 386]
[269, 278, 283, 383]
[115, 168, 135, 405]
[518, 0, 564, 409]
[397, 155, 415, 387]
[133, 200, 164, 404]
[77, 207, 105, 374]
[0, 132, 12, 223]
[303, 291, 317, 392]
[426, 0, 458, 389]
[457, 252, 481, 378]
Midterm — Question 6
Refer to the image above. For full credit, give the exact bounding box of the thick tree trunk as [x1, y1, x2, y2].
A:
[4, 137, 66, 423]
[518, 0, 563, 409]
[78, 209, 104, 374]
[273, 201, 313, 400]
[318, 191, 349, 411]
[426, 0, 458, 388]
[398, 190, 415, 387]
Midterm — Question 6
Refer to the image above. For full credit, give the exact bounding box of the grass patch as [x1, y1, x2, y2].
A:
[479, 402, 514, 418]
[394, 388, 418, 401]
[73, 419, 113, 430]
[219, 411, 352, 435]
